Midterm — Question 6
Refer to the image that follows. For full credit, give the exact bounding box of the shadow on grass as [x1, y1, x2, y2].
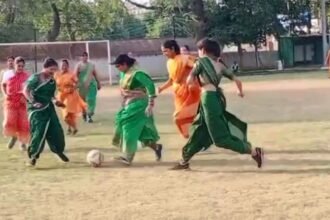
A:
[195, 149, 330, 156]
[219, 168, 330, 174]
[30, 158, 330, 174]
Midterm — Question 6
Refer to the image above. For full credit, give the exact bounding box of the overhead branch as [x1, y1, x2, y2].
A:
[47, 3, 61, 41]
[125, 0, 159, 10]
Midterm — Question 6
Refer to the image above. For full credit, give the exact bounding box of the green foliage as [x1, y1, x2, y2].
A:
[0, 0, 318, 44]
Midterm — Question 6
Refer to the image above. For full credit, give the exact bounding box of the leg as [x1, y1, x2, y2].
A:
[27, 114, 49, 165]
[86, 83, 97, 123]
[3, 107, 18, 149]
[182, 116, 213, 163]
[139, 116, 162, 161]
[7, 137, 18, 150]
[64, 113, 77, 135]
[119, 124, 141, 164]
[203, 93, 264, 168]
[112, 111, 123, 148]
[171, 114, 213, 170]
[203, 93, 251, 154]
[46, 110, 69, 162]
[17, 107, 30, 147]
[146, 143, 163, 162]
[71, 114, 78, 135]
[115, 115, 146, 165]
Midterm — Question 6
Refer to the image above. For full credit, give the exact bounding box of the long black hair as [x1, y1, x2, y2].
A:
[162, 40, 180, 55]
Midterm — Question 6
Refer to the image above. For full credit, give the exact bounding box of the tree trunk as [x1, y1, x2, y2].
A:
[254, 43, 259, 68]
[190, 0, 207, 41]
[237, 42, 243, 69]
[5, 0, 17, 24]
[47, 3, 61, 41]
[66, 21, 76, 41]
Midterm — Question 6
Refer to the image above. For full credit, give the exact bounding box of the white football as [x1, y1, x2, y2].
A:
[86, 150, 104, 167]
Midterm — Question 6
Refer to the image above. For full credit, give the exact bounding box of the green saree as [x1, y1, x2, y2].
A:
[26, 73, 65, 160]
[112, 70, 159, 157]
[182, 57, 251, 162]
[78, 62, 98, 115]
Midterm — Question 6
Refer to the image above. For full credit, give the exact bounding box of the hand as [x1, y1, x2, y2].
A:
[55, 100, 66, 108]
[33, 102, 43, 108]
[145, 105, 153, 117]
[157, 87, 162, 94]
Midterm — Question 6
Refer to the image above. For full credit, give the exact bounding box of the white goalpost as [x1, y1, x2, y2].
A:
[0, 40, 114, 85]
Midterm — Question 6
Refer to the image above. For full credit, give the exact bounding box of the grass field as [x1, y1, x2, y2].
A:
[1, 71, 330, 220]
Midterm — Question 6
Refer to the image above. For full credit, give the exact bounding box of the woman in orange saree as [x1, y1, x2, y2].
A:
[55, 59, 86, 135]
[2, 57, 30, 150]
[159, 40, 200, 138]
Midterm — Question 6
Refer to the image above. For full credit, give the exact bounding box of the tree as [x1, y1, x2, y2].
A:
[92, 0, 147, 40]
[125, 0, 207, 40]
[46, 3, 60, 41]
[207, 0, 311, 67]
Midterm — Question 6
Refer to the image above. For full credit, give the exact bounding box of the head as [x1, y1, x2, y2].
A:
[112, 54, 136, 73]
[197, 38, 221, 58]
[180, 45, 190, 55]
[161, 40, 180, 59]
[61, 59, 69, 72]
[43, 57, 58, 75]
[7, 56, 15, 69]
[81, 52, 88, 62]
[14, 57, 25, 73]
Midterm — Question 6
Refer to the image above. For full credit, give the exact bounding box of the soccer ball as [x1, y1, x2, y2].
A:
[86, 150, 104, 167]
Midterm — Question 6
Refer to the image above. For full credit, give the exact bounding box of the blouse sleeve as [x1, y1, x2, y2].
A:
[1, 70, 14, 84]
[221, 68, 235, 81]
[25, 74, 39, 90]
[134, 71, 156, 97]
[191, 60, 203, 76]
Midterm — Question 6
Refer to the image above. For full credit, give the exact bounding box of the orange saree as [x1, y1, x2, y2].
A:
[55, 71, 86, 129]
[167, 55, 200, 138]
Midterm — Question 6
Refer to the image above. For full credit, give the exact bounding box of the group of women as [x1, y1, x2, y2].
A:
[113, 38, 264, 170]
[1, 53, 101, 166]
[1, 38, 264, 170]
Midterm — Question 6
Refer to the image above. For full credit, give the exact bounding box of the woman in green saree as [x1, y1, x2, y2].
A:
[111, 54, 163, 166]
[171, 39, 264, 170]
[23, 58, 69, 167]
[75, 52, 101, 123]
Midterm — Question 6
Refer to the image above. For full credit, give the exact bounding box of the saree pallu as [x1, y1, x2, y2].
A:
[78, 63, 97, 115]
[167, 55, 200, 138]
[3, 72, 29, 144]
